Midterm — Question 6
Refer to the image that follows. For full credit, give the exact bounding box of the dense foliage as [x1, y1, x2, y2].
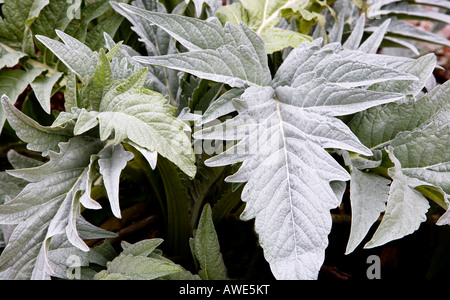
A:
[0, 0, 449, 280]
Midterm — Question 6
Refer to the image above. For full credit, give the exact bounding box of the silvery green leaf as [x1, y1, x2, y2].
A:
[73, 109, 99, 135]
[368, 2, 450, 24]
[135, 44, 270, 88]
[370, 18, 450, 48]
[79, 154, 102, 211]
[413, 0, 450, 10]
[0, 172, 27, 207]
[1, 95, 72, 153]
[349, 80, 450, 151]
[118, 3, 230, 51]
[391, 106, 450, 195]
[87, 68, 196, 178]
[64, 70, 78, 112]
[80, 49, 113, 111]
[95, 239, 184, 280]
[120, 5, 271, 87]
[192, 37, 433, 279]
[0, 198, 60, 279]
[437, 208, 450, 226]
[128, 142, 158, 170]
[36, 30, 98, 79]
[110, 1, 181, 100]
[7, 149, 43, 169]
[30, 72, 63, 114]
[0, 68, 45, 103]
[196, 88, 245, 126]
[0, 137, 105, 279]
[0, 47, 26, 69]
[98, 144, 134, 219]
[275, 80, 405, 116]
[358, 19, 390, 54]
[328, 3, 346, 43]
[368, 53, 437, 96]
[272, 39, 417, 89]
[120, 239, 163, 257]
[342, 13, 365, 50]
[46, 233, 89, 279]
[198, 82, 399, 279]
[348, 81, 449, 211]
[0, 0, 49, 53]
[346, 168, 390, 254]
[365, 148, 430, 249]
[77, 217, 117, 240]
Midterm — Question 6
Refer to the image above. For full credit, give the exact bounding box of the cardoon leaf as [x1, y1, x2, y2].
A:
[0, 0, 49, 53]
[0, 137, 106, 279]
[1, 95, 72, 153]
[36, 30, 98, 79]
[368, 1, 450, 24]
[272, 40, 417, 89]
[0, 68, 45, 103]
[80, 49, 113, 111]
[197, 78, 403, 279]
[163, 17, 426, 278]
[119, 3, 230, 51]
[346, 168, 390, 254]
[391, 106, 450, 196]
[75, 68, 196, 178]
[95, 239, 184, 280]
[120, 4, 271, 87]
[30, 72, 63, 114]
[365, 148, 430, 249]
[110, 1, 179, 100]
[98, 144, 134, 219]
[0, 47, 26, 69]
[349, 80, 450, 152]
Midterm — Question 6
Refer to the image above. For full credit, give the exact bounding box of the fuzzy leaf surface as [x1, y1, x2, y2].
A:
[95, 239, 185, 280]
[346, 167, 390, 254]
[0, 137, 106, 279]
[120, 4, 271, 87]
[365, 148, 431, 248]
[148, 22, 422, 279]
[1, 95, 72, 153]
[98, 144, 134, 219]
[36, 30, 98, 79]
[197, 78, 406, 279]
[74, 69, 196, 178]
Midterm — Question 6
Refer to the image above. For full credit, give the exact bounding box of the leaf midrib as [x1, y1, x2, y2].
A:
[275, 99, 299, 264]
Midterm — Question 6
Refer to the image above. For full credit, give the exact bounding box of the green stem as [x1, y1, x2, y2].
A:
[157, 157, 192, 259]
